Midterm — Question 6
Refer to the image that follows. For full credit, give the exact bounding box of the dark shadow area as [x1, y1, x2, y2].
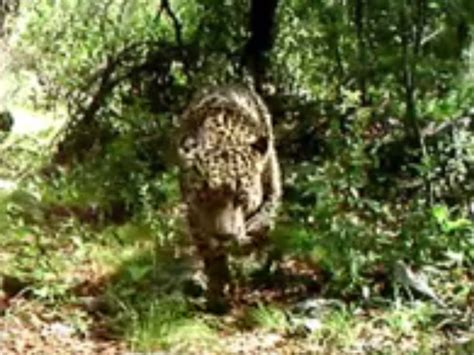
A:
[68, 237, 330, 346]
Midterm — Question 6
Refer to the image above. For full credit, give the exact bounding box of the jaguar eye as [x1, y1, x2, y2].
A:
[250, 136, 268, 155]
[180, 137, 197, 152]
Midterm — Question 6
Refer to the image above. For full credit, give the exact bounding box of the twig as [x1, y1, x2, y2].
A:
[159, 0, 183, 47]
[421, 27, 444, 47]
[421, 115, 472, 138]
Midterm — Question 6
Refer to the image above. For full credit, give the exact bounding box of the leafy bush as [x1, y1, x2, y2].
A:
[2, 0, 474, 304]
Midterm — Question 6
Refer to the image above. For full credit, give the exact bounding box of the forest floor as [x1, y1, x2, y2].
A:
[1, 229, 473, 354]
[1, 110, 474, 354]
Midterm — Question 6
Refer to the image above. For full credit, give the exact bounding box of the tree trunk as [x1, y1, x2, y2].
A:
[400, 0, 420, 145]
[241, 0, 280, 92]
[354, 0, 367, 105]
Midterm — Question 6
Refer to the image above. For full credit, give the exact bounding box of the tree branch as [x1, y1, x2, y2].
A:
[159, 0, 183, 48]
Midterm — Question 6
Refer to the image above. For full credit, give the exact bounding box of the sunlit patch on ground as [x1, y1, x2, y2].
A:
[0, 299, 125, 354]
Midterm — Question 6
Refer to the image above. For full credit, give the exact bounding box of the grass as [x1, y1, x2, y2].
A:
[244, 303, 290, 332]
[0, 169, 472, 353]
[0, 102, 473, 354]
[126, 295, 218, 352]
[1, 208, 472, 354]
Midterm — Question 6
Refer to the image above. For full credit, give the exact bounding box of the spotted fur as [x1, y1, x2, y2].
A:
[176, 85, 281, 310]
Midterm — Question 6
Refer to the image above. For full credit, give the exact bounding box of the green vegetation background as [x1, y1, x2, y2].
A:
[0, 0, 473, 353]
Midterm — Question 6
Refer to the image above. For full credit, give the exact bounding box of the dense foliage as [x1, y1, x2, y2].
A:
[0, 0, 473, 352]
[2, 0, 473, 292]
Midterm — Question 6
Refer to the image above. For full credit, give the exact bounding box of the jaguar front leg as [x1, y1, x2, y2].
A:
[194, 235, 232, 314]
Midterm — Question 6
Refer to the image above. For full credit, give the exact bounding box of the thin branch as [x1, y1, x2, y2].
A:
[159, 0, 183, 47]
[73, 40, 187, 127]
[421, 115, 472, 138]
[421, 27, 444, 47]
[157, 0, 192, 80]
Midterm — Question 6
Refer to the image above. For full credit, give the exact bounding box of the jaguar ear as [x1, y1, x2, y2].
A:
[250, 136, 269, 155]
